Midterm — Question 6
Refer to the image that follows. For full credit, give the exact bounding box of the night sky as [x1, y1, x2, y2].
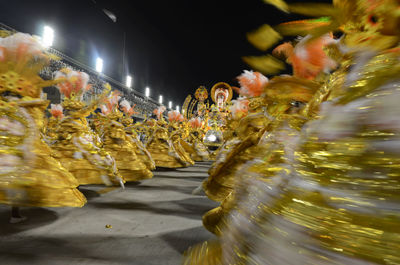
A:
[1, 0, 331, 106]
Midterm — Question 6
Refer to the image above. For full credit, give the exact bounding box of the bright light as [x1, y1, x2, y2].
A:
[207, 134, 217, 142]
[42, 26, 54, 48]
[126, 75, 132, 88]
[176, 105, 180, 112]
[145, 87, 150, 97]
[96, 57, 103, 73]
[168, 101, 172, 109]
[159, 95, 163, 104]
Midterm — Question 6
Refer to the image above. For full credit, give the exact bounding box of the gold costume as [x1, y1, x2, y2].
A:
[123, 119, 156, 171]
[186, 118, 209, 162]
[44, 104, 63, 142]
[168, 114, 195, 166]
[206, 117, 242, 175]
[203, 92, 269, 203]
[50, 71, 123, 186]
[146, 119, 190, 168]
[203, 76, 320, 236]
[99, 96, 153, 182]
[120, 100, 156, 171]
[222, 51, 400, 265]
[187, 0, 400, 264]
[0, 33, 85, 208]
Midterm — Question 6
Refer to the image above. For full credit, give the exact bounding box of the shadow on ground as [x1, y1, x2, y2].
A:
[91, 197, 217, 221]
[0, 208, 58, 236]
[0, 226, 216, 265]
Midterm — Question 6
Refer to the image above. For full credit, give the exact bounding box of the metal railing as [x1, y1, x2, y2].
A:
[0, 22, 160, 119]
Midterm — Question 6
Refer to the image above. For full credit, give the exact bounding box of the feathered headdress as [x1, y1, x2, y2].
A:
[168, 110, 184, 122]
[273, 34, 337, 80]
[120, 99, 137, 116]
[230, 98, 249, 120]
[50, 104, 64, 119]
[55, 68, 92, 99]
[100, 104, 110, 115]
[188, 117, 202, 129]
[153, 105, 166, 120]
[100, 90, 121, 115]
[235, 70, 269, 97]
[0, 32, 55, 98]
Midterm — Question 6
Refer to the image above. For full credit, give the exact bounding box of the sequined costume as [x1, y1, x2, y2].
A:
[168, 111, 195, 166]
[187, 0, 400, 264]
[206, 116, 242, 172]
[50, 70, 123, 186]
[43, 104, 64, 143]
[99, 94, 153, 181]
[186, 117, 209, 162]
[203, 75, 321, 236]
[146, 106, 190, 168]
[120, 100, 156, 171]
[0, 33, 86, 208]
[202, 71, 269, 203]
[222, 52, 400, 265]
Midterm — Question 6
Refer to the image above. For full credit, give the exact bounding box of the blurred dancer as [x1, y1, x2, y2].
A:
[50, 69, 124, 186]
[99, 92, 153, 181]
[186, 0, 400, 264]
[120, 99, 156, 171]
[0, 33, 86, 223]
[146, 106, 190, 168]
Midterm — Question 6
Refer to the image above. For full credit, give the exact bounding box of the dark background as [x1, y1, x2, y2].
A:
[0, 0, 331, 106]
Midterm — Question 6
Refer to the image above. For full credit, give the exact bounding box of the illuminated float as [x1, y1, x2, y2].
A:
[182, 83, 233, 155]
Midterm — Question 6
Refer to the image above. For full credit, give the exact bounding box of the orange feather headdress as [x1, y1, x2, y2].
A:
[188, 117, 203, 129]
[273, 34, 337, 80]
[100, 90, 121, 115]
[55, 68, 92, 99]
[120, 99, 137, 116]
[235, 70, 269, 97]
[168, 110, 184, 122]
[0, 32, 55, 98]
[50, 104, 64, 119]
[153, 105, 166, 120]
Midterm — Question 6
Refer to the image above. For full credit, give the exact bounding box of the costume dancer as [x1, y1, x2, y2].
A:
[99, 93, 153, 181]
[186, 0, 400, 264]
[50, 68, 123, 186]
[43, 103, 63, 142]
[0, 33, 86, 223]
[186, 117, 209, 162]
[120, 99, 156, 171]
[202, 70, 269, 202]
[168, 110, 194, 166]
[146, 106, 190, 168]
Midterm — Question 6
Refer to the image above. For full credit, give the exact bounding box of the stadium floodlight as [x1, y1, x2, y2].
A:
[42, 25, 54, 48]
[176, 105, 180, 112]
[96, 57, 103, 73]
[126, 75, 132, 88]
[159, 95, 163, 104]
[145, 87, 150, 97]
[168, 101, 172, 109]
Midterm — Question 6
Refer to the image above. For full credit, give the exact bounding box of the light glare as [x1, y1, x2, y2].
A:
[96, 57, 103, 73]
[42, 26, 54, 48]
[126, 75, 132, 88]
[207, 134, 217, 142]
